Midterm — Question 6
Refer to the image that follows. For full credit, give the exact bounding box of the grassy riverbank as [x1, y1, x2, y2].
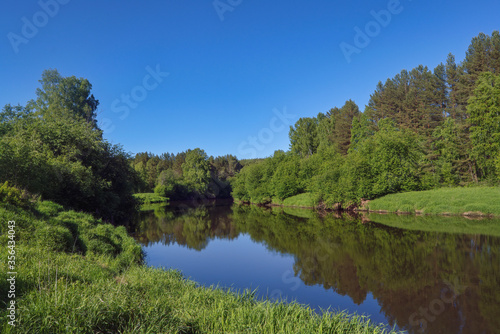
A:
[0, 201, 396, 333]
[133, 192, 169, 204]
[366, 213, 500, 237]
[272, 193, 316, 208]
[364, 186, 500, 216]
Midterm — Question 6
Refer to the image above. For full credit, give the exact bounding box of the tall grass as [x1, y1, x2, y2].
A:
[366, 186, 500, 216]
[1, 258, 396, 333]
[0, 201, 398, 334]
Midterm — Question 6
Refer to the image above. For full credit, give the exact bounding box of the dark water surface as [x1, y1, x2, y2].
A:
[132, 202, 500, 334]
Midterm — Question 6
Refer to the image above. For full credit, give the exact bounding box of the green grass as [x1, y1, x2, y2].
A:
[272, 193, 316, 209]
[366, 186, 500, 216]
[133, 192, 168, 204]
[0, 202, 398, 334]
[367, 213, 500, 237]
[283, 193, 316, 208]
[139, 202, 168, 212]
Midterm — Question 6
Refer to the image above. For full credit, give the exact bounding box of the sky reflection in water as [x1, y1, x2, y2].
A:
[133, 203, 500, 334]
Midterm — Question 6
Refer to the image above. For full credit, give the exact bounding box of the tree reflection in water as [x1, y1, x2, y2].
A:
[133, 203, 500, 334]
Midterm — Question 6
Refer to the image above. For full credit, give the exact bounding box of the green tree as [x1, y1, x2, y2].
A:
[349, 112, 373, 153]
[270, 154, 302, 200]
[27, 69, 100, 128]
[330, 100, 360, 155]
[289, 117, 319, 157]
[432, 118, 475, 185]
[467, 72, 500, 180]
[182, 148, 211, 194]
[245, 161, 270, 203]
[155, 169, 178, 198]
[0, 70, 139, 220]
[366, 65, 444, 139]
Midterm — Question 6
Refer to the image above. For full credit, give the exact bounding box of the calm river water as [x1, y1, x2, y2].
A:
[132, 201, 500, 334]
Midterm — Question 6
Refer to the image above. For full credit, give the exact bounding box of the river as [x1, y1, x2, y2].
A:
[132, 201, 500, 334]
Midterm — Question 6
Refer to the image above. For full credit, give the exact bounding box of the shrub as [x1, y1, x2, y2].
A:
[36, 200, 64, 217]
[35, 225, 75, 252]
[0, 181, 31, 208]
[81, 224, 121, 257]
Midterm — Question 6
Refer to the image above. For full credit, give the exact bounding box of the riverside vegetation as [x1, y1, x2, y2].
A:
[0, 30, 500, 332]
[0, 184, 395, 333]
[135, 203, 500, 334]
[230, 31, 500, 210]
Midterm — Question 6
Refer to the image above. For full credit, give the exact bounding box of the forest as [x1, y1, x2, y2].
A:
[0, 31, 499, 218]
[232, 31, 500, 207]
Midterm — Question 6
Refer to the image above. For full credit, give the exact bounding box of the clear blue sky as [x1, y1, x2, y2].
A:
[1, 0, 499, 159]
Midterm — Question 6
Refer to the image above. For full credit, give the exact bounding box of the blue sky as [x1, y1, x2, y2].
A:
[1, 0, 499, 159]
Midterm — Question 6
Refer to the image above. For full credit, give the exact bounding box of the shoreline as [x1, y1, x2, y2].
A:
[233, 186, 500, 219]
[0, 201, 394, 333]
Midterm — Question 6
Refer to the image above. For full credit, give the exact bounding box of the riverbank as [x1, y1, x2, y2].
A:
[133, 192, 168, 204]
[240, 186, 500, 218]
[362, 186, 500, 217]
[0, 201, 396, 333]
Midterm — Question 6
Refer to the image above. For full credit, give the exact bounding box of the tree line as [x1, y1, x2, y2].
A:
[0, 69, 247, 219]
[1, 31, 498, 218]
[232, 31, 500, 207]
[130, 150, 242, 200]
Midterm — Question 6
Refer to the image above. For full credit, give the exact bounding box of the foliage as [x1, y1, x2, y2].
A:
[0, 181, 32, 208]
[133, 192, 168, 204]
[131, 151, 242, 201]
[289, 117, 319, 157]
[431, 118, 474, 186]
[36, 200, 64, 217]
[0, 70, 139, 221]
[233, 31, 500, 208]
[366, 65, 445, 138]
[270, 154, 302, 200]
[234, 119, 423, 207]
[182, 148, 211, 194]
[366, 186, 500, 216]
[467, 72, 500, 180]
[26, 69, 100, 127]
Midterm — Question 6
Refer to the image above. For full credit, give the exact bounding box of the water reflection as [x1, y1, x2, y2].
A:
[133, 203, 500, 334]
[134, 203, 239, 250]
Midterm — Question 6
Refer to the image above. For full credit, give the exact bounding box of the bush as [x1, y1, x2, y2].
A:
[36, 200, 64, 217]
[0, 181, 31, 208]
[35, 225, 75, 252]
[55, 210, 100, 230]
[81, 224, 121, 256]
